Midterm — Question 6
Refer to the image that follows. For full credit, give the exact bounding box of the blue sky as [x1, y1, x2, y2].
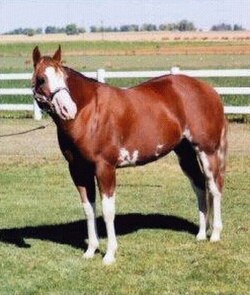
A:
[0, 0, 250, 33]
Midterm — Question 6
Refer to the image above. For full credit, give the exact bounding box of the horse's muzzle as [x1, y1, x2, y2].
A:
[32, 88, 77, 120]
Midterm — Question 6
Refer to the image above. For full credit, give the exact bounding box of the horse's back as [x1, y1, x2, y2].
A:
[98, 74, 225, 159]
[133, 74, 225, 152]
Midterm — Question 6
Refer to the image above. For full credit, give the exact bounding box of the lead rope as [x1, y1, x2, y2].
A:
[0, 120, 53, 138]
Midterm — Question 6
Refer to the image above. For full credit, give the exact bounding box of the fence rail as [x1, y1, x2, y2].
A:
[0, 67, 250, 120]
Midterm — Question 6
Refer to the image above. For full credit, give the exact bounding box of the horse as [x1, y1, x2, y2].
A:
[32, 46, 228, 265]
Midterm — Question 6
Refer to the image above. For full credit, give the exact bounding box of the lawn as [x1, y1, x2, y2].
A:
[0, 119, 249, 294]
[0, 39, 250, 293]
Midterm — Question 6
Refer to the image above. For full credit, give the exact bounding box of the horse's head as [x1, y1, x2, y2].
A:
[32, 46, 77, 120]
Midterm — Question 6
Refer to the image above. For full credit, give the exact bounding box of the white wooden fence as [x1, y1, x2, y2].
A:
[0, 67, 250, 120]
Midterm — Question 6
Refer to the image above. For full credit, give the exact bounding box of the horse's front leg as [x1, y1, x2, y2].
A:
[96, 161, 117, 265]
[69, 163, 99, 259]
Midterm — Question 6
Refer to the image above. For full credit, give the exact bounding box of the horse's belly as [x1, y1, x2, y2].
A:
[116, 142, 172, 168]
[116, 107, 183, 168]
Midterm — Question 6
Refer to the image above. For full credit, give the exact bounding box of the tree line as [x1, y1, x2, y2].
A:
[4, 24, 85, 36]
[4, 20, 245, 36]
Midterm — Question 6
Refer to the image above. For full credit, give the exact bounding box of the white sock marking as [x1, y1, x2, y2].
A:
[83, 202, 99, 258]
[102, 194, 117, 265]
[198, 151, 222, 241]
[191, 182, 207, 241]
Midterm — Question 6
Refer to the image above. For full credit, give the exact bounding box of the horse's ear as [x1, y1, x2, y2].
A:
[53, 45, 62, 63]
[33, 46, 41, 67]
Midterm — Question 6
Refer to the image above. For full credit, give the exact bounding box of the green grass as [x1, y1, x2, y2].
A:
[2, 53, 250, 73]
[0, 119, 249, 294]
[0, 40, 248, 56]
[0, 157, 249, 294]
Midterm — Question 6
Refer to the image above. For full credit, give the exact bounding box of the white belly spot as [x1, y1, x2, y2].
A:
[155, 144, 164, 157]
[118, 148, 139, 167]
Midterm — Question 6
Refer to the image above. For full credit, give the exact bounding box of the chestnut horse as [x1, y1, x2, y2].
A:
[32, 46, 227, 265]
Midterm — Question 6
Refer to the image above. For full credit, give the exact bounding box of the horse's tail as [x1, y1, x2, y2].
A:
[217, 118, 228, 191]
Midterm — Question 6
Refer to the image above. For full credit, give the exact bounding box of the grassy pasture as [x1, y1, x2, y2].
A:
[1, 39, 250, 56]
[0, 119, 249, 294]
[0, 37, 249, 294]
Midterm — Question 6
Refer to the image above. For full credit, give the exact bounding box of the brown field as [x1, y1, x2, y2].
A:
[2, 31, 250, 43]
[64, 44, 250, 56]
[2, 31, 250, 56]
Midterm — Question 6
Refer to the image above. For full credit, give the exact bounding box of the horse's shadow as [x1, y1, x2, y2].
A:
[0, 213, 198, 250]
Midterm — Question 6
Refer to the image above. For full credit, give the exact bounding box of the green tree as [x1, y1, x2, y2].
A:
[140, 23, 157, 31]
[177, 20, 196, 31]
[211, 23, 232, 31]
[65, 23, 79, 35]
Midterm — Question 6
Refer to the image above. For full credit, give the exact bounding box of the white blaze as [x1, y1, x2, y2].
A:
[45, 66, 77, 120]
[45, 67, 66, 92]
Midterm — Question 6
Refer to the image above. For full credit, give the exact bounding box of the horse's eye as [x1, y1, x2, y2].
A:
[37, 77, 45, 87]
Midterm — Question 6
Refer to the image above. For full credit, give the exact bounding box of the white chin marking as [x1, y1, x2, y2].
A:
[52, 90, 77, 120]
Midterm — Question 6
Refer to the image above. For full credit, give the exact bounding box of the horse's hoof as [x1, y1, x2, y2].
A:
[83, 250, 95, 259]
[196, 232, 207, 241]
[210, 233, 220, 242]
[103, 254, 116, 265]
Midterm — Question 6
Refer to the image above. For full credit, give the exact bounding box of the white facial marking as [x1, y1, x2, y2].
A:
[45, 66, 66, 92]
[102, 194, 117, 265]
[53, 90, 77, 120]
[45, 66, 77, 120]
[118, 148, 139, 167]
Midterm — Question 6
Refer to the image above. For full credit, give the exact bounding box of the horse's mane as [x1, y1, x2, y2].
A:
[63, 66, 99, 84]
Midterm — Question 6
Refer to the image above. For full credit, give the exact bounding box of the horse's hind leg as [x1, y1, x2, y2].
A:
[174, 139, 208, 240]
[197, 152, 222, 241]
[197, 127, 227, 242]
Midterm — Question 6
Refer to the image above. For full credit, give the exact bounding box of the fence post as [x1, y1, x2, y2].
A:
[170, 66, 180, 75]
[33, 100, 42, 120]
[97, 68, 106, 83]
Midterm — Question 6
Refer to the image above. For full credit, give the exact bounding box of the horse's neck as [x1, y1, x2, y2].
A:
[65, 67, 98, 107]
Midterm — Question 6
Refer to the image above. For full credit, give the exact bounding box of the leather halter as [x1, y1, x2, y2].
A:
[49, 87, 70, 101]
[33, 87, 70, 103]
